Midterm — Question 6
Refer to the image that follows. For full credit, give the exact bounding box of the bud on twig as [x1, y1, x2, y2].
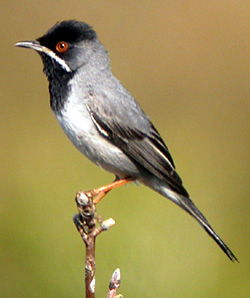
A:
[106, 268, 122, 298]
[101, 218, 116, 230]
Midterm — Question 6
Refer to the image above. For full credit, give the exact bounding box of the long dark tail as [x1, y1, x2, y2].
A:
[153, 181, 239, 262]
[176, 195, 238, 262]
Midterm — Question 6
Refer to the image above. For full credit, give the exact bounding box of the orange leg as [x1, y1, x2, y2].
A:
[84, 177, 133, 204]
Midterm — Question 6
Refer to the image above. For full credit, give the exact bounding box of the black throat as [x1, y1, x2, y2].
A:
[40, 53, 74, 114]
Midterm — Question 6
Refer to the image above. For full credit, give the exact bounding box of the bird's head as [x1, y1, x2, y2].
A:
[15, 20, 104, 77]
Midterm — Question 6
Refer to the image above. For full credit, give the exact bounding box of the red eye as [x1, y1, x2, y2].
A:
[56, 41, 69, 53]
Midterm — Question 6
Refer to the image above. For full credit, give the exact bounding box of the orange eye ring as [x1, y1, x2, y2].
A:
[56, 41, 69, 53]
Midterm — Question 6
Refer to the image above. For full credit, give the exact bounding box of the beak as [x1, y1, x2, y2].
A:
[15, 40, 46, 52]
[15, 40, 72, 73]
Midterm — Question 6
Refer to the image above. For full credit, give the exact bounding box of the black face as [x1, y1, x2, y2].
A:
[37, 20, 97, 54]
[15, 20, 100, 113]
[36, 20, 98, 74]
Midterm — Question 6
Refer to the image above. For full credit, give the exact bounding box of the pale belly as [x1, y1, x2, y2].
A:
[55, 97, 140, 179]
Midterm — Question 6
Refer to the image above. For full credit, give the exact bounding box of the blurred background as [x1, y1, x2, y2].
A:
[1, 1, 249, 297]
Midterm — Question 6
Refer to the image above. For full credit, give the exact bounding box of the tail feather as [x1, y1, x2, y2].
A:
[177, 195, 238, 262]
[144, 177, 238, 261]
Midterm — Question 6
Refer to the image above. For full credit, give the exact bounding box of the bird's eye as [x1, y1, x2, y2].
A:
[55, 41, 69, 53]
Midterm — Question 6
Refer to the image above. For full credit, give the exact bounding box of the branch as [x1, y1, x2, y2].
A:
[73, 191, 115, 298]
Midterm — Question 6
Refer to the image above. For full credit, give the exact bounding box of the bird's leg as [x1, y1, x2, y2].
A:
[84, 177, 132, 205]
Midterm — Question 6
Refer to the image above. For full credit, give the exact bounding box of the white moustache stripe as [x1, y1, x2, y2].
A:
[43, 49, 72, 72]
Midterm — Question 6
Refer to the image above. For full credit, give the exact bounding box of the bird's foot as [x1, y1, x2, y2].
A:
[82, 177, 132, 205]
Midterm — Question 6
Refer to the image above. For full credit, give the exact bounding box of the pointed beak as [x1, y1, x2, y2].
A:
[15, 40, 72, 73]
[15, 40, 41, 49]
[15, 40, 51, 54]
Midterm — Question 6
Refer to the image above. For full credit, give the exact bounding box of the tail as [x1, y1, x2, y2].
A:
[154, 183, 238, 262]
[177, 195, 238, 262]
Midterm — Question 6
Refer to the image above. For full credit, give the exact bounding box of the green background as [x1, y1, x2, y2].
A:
[1, 1, 249, 297]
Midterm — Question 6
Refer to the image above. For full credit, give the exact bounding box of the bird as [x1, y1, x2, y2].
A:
[15, 20, 238, 262]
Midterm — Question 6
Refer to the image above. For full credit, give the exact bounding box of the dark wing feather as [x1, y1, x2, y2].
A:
[87, 102, 239, 262]
[88, 106, 189, 197]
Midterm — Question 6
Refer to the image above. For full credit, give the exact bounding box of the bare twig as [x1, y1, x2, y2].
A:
[73, 191, 115, 298]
